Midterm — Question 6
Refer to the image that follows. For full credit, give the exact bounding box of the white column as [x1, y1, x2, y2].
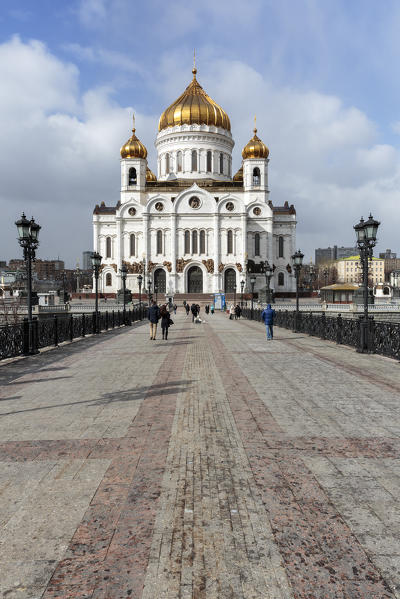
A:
[93, 218, 100, 252]
[143, 213, 149, 267]
[116, 218, 122, 268]
[170, 214, 176, 273]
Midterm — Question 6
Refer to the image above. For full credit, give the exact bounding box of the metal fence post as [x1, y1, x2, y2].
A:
[321, 312, 326, 340]
[336, 314, 342, 344]
[69, 314, 74, 342]
[22, 318, 29, 355]
[54, 315, 58, 346]
[92, 311, 96, 334]
[105, 311, 109, 331]
[82, 314, 86, 337]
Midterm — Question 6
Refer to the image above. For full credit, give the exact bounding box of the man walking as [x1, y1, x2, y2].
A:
[261, 303, 276, 340]
[191, 303, 198, 323]
[148, 300, 160, 340]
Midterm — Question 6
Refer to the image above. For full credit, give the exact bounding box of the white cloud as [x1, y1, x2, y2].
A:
[77, 0, 107, 28]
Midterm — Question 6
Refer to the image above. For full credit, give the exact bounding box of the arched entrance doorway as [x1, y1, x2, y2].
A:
[224, 268, 236, 293]
[154, 268, 166, 293]
[187, 266, 203, 293]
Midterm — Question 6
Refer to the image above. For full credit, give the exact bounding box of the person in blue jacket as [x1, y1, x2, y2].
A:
[261, 303, 276, 340]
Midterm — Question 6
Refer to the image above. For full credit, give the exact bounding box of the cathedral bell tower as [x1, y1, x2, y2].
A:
[120, 115, 156, 194]
[242, 123, 269, 192]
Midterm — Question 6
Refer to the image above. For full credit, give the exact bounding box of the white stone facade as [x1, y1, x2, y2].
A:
[93, 112, 297, 297]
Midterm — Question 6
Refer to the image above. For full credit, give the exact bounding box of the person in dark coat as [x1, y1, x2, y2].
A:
[205, 305, 209, 315]
[148, 301, 160, 340]
[234, 304, 242, 319]
[261, 303, 276, 340]
[185, 304, 190, 316]
[191, 303, 198, 322]
[160, 305, 173, 340]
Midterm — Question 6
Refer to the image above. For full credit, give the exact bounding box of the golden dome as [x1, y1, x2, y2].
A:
[120, 115, 148, 159]
[242, 127, 269, 159]
[146, 166, 157, 182]
[158, 68, 231, 132]
[233, 165, 243, 181]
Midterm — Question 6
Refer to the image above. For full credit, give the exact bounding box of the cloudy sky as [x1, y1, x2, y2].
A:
[1, 0, 400, 267]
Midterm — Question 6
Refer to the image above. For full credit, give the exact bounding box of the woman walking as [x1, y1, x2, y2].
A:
[160, 304, 173, 340]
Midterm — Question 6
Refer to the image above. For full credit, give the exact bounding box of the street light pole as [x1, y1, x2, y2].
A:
[291, 250, 304, 333]
[250, 275, 256, 319]
[120, 264, 128, 325]
[15, 213, 41, 355]
[240, 280, 245, 307]
[148, 279, 152, 302]
[262, 260, 273, 304]
[233, 283, 237, 307]
[137, 274, 143, 319]
[354, 214, 380, 352]
[91, 252, 102, 333]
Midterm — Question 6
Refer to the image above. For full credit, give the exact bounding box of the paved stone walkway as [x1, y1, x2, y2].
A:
[1, 312, 400, 598]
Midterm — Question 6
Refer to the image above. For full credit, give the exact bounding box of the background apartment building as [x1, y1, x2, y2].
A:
[336, 256, 385, 285]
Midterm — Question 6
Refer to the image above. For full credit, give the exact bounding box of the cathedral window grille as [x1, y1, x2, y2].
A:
[177, 151, 182, 172]
[255, 233, 260, 256]
[206, 151, 212, 172]
[128, 167, 137, 186]
[200, 230, 206, 254]
[192, 230, 198, 254]
[191, 150, 197, 171]
[184, 230, 190, 254]
[278, 272, 284, 286]
[227, 230, 233, 254]
[106, 272, 112, 286]
[278, 236, 284, 258]
[106, 237, 112, 258]
[253, 167, 260, 186]
[219, 153, 224, 174]
[130, 233, 136, 257]
[156, 230, 163, 255]
[165, 153, 170, 174]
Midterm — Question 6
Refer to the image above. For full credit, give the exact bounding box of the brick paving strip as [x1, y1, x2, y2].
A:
[205, 319, 396, 599]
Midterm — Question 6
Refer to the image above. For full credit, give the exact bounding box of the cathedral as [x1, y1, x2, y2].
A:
[92, 65, 297, 298]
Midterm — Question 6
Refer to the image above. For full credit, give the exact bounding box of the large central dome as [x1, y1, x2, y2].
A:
[158, 68, 231, 132]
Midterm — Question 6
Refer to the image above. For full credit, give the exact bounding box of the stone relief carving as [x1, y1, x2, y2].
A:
[122, 260, 144, 274]
[236, 263, 243, 272]
[163, 261, 172, 272]
[202, 258, 214, 273]
[218, 262, 225, 273]
[148, 261, 157, 272]
[176, 258, 192, 273]
[110, 264, 118, 273]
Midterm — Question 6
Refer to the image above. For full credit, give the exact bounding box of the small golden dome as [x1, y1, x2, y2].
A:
[233, 165, 243, 181]
[158, 68, 231, 132]
[242, 127, 269, 159]
[120, 115, 148, 159]
[146, 166, 157, 182]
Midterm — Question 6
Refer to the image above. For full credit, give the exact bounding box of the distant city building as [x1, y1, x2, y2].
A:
[315, 245, 357, 265]
[34, 259, 64, 280]
[82, 251, 92, 271]
[383, 257, 400, 280]
[379, 249, 397, 259]
[8, 259, 25, 270]
[336, 255, 384, 285]
[390, 270, 400, 288]
[0, 261, 7, 269]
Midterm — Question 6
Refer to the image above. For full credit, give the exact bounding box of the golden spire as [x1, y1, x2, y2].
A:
[254, 115, 257, 133]
[242, 122, 269, 159]
[192, 48, 197, 77]
[120, 112, 148, 159]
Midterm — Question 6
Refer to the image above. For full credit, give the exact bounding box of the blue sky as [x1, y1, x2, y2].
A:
[1, 0, 400, 266]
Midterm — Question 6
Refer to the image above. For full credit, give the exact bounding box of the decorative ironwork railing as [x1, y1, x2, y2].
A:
[242, 308, 400, 361]
[0, 306, 147, 361]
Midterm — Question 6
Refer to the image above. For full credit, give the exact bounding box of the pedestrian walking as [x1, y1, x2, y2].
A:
[210, 305, 214, 315]
[160, 304, 174, 340]
[229, 304, 235, 320]
[205, 305, 209, 315]
[234, 304, 241, 319]
[185, 304, 190, 316]
[148, 300, 160, 340]
[173, 303, 177, 315]
[261, 303, 276, 340]
[191, 303, 198, 322]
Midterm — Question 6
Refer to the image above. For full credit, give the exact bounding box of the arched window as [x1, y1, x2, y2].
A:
[156, 230, 162, 255]
[192, 230, 198, 254]
[200, 230, 206, 254]
[253, 167, 260, 186]
[184, 230, 190, 254]
[227, 230, 233, 254]
[278, 236, 284, 258]
[165, 153, 170, 174]
[106, 237, 112, 258]
[130, 233, 135, 257]
[106, 273, 112, 286]
[278, 272, 284, 286]
[255, 233, 260, 256]
[192, 150, 197, 171]
[219, 153, 224, 174]
[177, 151, 182, 172]
[128, 167, 137, 185]
[207, 151, 212, 172]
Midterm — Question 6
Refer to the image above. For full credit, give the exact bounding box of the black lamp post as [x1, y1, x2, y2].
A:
[62, 271, 68, 303]
[233, 283, 237, 306]
[15, 213, 41, 355]
[120, 264, 128, 325]
[250, 275, 256, 319]
[91, 251, 102, 333]
[137, 274, 143, 318]
[323, 267, 329, 288]
[155, 284, 158, 305]
[262, 260, 273, 304]
[354, 214, 380, 352]
[148, 279, 152, 302]
[292, 249, 304, 332]
[240, 280, 245, 307]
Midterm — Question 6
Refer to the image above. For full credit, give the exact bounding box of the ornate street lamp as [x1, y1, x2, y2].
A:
[15, 213, 41, 354]
[240, 279, 245, 307]
[292, 249, 304, 332]
[323, 267, 329, 288]
[120, 264, 128, 325]
[250, 275, 256, 319]
[137, 274, 143, 318]
[91, 251, 102, 333]
[262, 260, 273, 304]
[148, 279, 152, 302]
[233, 283, 237, 307]
[354, 214, 380, 352]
